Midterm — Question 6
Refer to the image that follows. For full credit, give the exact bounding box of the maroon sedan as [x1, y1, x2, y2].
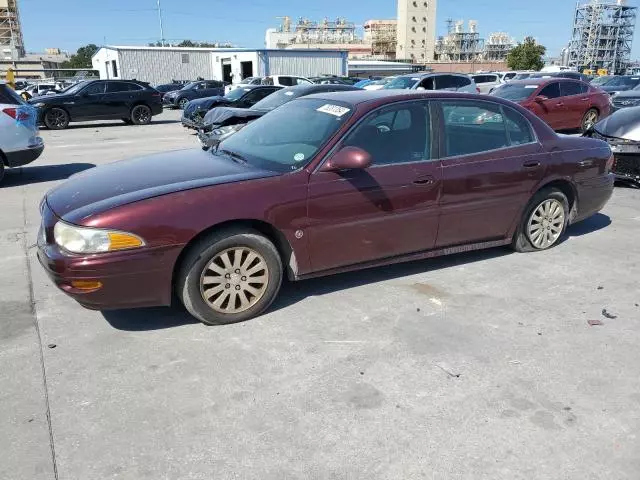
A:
[38, 90, 615, 325]
[491, 78, 612, 132]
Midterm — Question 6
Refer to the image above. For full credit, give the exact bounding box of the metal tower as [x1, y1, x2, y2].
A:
[0, 0, 25, 58]
[568, 0, 637, 74]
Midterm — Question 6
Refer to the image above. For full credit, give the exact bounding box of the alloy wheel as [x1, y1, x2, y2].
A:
[179, 98, 189, 109]
[526, 199, 565, 249]
[583, 110, 598, 130]
[199, 247, 269, 314]
[46, 110, 67, 129]
[132, 106, 151, 124]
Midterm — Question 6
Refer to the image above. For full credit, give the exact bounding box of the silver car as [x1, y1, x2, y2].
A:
[382, 73, 478, 94]
[471, 73, 504, 94]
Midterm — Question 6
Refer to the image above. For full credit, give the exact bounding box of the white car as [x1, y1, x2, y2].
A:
[224, 77, 263, 94]
[261, 75, 313, 87]
[16, 82, 59, 100]
[363, 77, 396, 90]
[0, 82, 44, 183]
[471, 73, 504, 94]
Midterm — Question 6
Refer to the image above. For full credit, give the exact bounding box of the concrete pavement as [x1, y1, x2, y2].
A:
[1, 110, 640, 479]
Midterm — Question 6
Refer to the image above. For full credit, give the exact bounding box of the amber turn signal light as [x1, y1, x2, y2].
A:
[70, 280, 103, 291]
[107, 232, 144, 250]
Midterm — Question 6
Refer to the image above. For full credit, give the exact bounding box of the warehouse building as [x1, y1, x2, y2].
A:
[92, 46, 348, 85]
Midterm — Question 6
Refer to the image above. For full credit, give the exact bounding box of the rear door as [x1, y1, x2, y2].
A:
[71, 81, 108, 119]
[559, 81, 588, 129]
[307, 100, 441, 271]
[103, 82, 131, 118]
[435, 99, 545, 247]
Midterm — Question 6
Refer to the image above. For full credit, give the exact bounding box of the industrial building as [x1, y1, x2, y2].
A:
[0, 49, 70, 80]
[395, 0, 438, 62]
[0, 0, 24, 59]
[568, 0, 637, 74]
[92, 46, 348, 85]
[435, 20, 515, 63]
[364, 20, 397, 59]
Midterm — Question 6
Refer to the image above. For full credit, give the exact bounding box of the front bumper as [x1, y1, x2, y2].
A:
[181, 115, 203, 129]
[162, 96, 177, 107]
[37, 203, 183, 310]
[4, 140, 44, 167]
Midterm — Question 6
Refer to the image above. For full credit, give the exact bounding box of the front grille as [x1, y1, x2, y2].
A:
[613, 154, 640, 179]
[613, 99, 640, 109]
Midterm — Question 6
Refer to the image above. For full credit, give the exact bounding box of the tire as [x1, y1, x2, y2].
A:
[122, 118, 133, 125]
[512, 188, 570, 253]
[0, 159, 5, 185]
[44, 108, 69, 130]
[130, 105, 152, 125]
[178, 97, 189, 109]
[581, 108, 599, 133]
[177, 228, 283, 325]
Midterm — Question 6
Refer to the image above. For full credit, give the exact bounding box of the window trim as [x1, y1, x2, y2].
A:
[313, 99, 437, 172]
[435, 99, 540, 161]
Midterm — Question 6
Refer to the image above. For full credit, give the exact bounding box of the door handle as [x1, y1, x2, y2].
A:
[557, 102, 565, 107]
[523, 161, 541, 169]
[413, 176, 435, 186]
[578, 160, 594, 168]
[581, 98, 590, 101]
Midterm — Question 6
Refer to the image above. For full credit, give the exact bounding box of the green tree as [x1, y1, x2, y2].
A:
[61, 44, 99, 69]
[507, 37, 546, 71]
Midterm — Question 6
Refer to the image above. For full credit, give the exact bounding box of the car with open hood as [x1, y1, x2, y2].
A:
[586, 106, 640, 185]
[197, 83, 361, 149]
[181, 85, 281, 129]
[38, 90, 614, 325]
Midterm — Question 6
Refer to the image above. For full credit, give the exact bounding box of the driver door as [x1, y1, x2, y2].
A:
[72, 81, 108, 120]
[306, 101, 442, 273]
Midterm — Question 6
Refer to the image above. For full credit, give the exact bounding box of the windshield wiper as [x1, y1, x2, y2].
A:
[219, 149, 248, 164]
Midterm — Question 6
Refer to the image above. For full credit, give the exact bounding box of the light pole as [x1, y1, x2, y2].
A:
[157, 0, 165, 46]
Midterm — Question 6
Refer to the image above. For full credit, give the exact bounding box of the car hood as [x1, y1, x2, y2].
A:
[594, 106, 640, 141]
[203, 106, 268, 127]
[611, 89, 640, 99]
[189, 96, 226, 109]
[29, 93, 72, 104]
[46, 148, 277, 223]
[600, 85, 634, 93]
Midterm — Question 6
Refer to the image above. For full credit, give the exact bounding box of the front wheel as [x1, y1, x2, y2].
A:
[581, 108, 599, 132]
[177, 229, 283, 325]
[178, 97, 189, 109]
[130, 105, 152, 125]
[44, 108, 69, 130]
[512, 188, 569, 252]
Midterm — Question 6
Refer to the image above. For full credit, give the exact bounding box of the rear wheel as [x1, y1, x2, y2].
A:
[130, 105, 152, 125]
[581, 108, 599, 132]
[177, 229, 283, 325]
[44, 108, 69, 130]
[512, 188, 569, 252]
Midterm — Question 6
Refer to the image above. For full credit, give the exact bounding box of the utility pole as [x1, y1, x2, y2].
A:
[157, 0, 165, 46]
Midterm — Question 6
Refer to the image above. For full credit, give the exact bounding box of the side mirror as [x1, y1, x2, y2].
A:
[321, 146, 372, 172]
[534, 95, 548, 102]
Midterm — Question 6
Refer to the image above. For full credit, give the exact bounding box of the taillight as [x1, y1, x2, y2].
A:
[2, 107, 30, 121]
[476, 87, 481, 93]
[606, 153, 615, 173]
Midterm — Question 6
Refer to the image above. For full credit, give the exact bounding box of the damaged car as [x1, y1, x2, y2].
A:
[197, 83, 360, 150]
[587, 106, 640, 185]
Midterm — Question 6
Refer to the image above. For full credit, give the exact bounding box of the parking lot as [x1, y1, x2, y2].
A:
[2, 108, 640, 479]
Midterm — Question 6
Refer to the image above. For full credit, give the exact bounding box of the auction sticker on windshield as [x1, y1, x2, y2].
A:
[317, 104, 350, 117]
[294, 153, 305, 162]
[525, 85, 538, 88]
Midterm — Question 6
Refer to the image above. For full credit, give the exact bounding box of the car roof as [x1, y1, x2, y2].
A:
[395, 72, 467, 79]
[302, 89, 502, 106]
[505, 77, 585, 86]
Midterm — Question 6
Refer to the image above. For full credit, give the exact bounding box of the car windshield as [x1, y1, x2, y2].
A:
[181, 82, 198, 90]
[591, 76, 611, 86]
[490, 83, 538, 101]
[218, 98, 353, 173]
[224, 88, 249, 101]
[250, 87, 297, 111]
[383, 76, 420, 90]
[605, 76, 640, 87]
[59, 82, 89, 95]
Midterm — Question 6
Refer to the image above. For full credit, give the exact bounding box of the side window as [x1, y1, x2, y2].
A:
[538, 82, 561, 99]
[206, 81, 222, 89]
[126, 83, 143, 91]
[106, 82, 130, 93]
[578, 83, 589, 94]
[503, 107, 535, 146]
[452, 76, 472, 88]
[441, 101, 509, 157]
[343, 103, 431, 165]
[419, 77, 435, 90]
[279, 77, 294, 86]
[474, 75, 488, 84]
[560, 81, 583, 97]
[436, 75, 458, 90]
[243, 88, 273, 104]
[83, 82, 106, 95]
[295, 77, 312, 85]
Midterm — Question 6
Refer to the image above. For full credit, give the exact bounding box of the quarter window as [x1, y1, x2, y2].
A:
[538, 82, 561, 99]
[343, 103, 431, 165]
[503, 107, 535, 145]
[441, 101, 509, 156]
[106, 82, 130, 93]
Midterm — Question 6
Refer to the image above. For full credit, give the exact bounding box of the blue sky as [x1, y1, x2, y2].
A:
[19, 0, 640, 58]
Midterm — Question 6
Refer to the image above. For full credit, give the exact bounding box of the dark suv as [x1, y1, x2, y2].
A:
[162, 81, 226, 109]
[30, 80, 163, 130]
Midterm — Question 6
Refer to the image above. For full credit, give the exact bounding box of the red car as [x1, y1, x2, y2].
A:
[38, 90, 615, 325]
[491, 78, 612, 132]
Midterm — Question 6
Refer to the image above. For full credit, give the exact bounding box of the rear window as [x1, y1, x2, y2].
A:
[490, 83, 538, 102]
[0, 85, 25, 105]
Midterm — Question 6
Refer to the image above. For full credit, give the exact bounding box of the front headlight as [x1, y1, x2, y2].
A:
[54, 221, 145, 254]
[32, 102, 45, 107]
[212, 124, 243, 137]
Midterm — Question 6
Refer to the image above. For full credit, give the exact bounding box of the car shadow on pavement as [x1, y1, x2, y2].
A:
[61, 120, 180, 130]
[566, 212, 611, 237]
[1, 163, 95, 187]
[102, 305, 199, 331]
